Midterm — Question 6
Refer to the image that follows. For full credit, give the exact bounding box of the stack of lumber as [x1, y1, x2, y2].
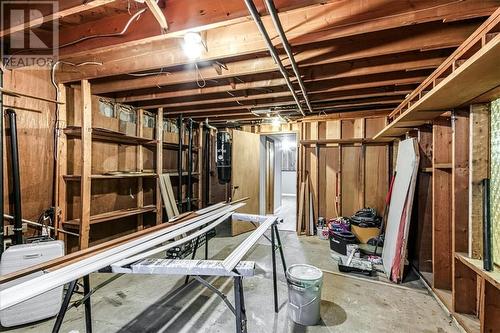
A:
[297, 174, 314, 235]
[0, 199, 247, 311]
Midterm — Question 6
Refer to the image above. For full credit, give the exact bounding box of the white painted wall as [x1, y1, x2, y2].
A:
[282, 171, 297, 196]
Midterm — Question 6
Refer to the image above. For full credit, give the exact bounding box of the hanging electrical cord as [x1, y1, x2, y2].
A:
[195, 63, 206, 88]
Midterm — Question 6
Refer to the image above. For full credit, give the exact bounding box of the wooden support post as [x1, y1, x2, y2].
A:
[469, 104, 490, 259]
[79, 80, 92, 249]
[432, 117, 453, 290]
[55, 84, 67, 241]
[156, 108, 164, 224]
[452, 109, 470, 254]
[136, 108, 144, 231]
[198, 123, 203, 208]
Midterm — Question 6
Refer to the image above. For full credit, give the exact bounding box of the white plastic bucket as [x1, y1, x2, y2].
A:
[286, 264, 323, 326]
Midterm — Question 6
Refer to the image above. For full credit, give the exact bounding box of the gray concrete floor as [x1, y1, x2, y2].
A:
[276, 196, 297, 232]
[1, 230, 459, 333]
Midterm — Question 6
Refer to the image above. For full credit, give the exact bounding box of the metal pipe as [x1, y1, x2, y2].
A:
[187, 119, 193, 211]
[482, 178, 492, 271]
[177, 115, 183, 212]
[6, 109, 22, 245]
[203, 127, 211, 207]
[0, 67, 4, 255]
[3, 214, 79, 237]
[264, 0, 313, 113]
[243, 0, 306, 116]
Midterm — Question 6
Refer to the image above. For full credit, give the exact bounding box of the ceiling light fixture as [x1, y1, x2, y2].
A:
[183, 31, 203, 59]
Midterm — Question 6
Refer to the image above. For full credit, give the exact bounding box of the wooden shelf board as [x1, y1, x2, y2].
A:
[434, 163, 452, 169]
[454, 313, 480, 333]
[374, 34, 500, 140]
[65, 126, 155, 146]
[434, 288, 453, 311]
[300, 138, 392, 146]
[63, 205, 157, 229]
[455, 253, 500, 289]
[64, 173, 157, 180]
[163, 171, 200, 177]
[162, 142, 200, 151]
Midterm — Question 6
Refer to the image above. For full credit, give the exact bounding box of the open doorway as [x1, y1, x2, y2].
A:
[260, 133, 298, 231]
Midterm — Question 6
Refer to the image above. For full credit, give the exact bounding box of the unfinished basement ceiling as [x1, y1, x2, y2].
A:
[13, 0, 500, 123]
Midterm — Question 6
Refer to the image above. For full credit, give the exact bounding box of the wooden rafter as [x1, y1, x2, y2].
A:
[57, 8, 483, 82]
[127, 71, 429, 109]
[0, 0, 116, 38]
[105, 50, 447, 98]
[56, 0, 498, 59]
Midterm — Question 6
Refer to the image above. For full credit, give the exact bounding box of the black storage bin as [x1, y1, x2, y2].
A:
[329, 231, 357, 255]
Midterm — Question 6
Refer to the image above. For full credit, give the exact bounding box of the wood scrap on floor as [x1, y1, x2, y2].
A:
[160, 174, 180, 219]
[382, 138, 420, 283]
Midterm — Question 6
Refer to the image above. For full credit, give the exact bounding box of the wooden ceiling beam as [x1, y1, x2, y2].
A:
[57, 0, 333, 56]
[111, 50, 446, 100]
[57, 0, 497, 59]
[141, 88, 413, 109]
[57, 8, 483, 82]
[160, 98, 401, 115]
[130, 71, 429, 108]
[185, 107, 394, 122]
[0, 0, 117, 38]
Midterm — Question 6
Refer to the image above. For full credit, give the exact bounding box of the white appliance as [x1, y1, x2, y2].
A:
[0, 241, 65, 327]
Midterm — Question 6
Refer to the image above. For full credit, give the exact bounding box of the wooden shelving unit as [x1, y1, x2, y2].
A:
[162, 117, 202, 213]
[373, 9, 500, 141]
[63, 205, 157, 230]
[56, 82, 165, 250]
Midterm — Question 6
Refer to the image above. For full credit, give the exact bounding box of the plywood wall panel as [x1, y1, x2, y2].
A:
[365, 145, 388, 215]
[341, 146, 363, 216]
[2, 68, 56, 223]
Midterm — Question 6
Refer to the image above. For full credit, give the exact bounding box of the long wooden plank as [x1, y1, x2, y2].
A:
[164, 174, 180, 216]
[0, 203, 242, 310]
[55, 84, 67, 240]
[79, 79, 92, 249]
[156, 108, 164, 224]
[296, 181, 306, 234]
[222, 216, 277, 271]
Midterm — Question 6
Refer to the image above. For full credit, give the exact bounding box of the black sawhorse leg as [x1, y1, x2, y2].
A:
[270, 222, 287, 314]
[234, 276, 247, 333]
[52, 275, 92, 333]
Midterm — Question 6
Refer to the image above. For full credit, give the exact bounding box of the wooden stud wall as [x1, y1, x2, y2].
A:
[432, 117, 453, 291]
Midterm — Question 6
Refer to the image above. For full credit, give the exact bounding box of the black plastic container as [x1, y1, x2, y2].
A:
[329, 231, 357, 255]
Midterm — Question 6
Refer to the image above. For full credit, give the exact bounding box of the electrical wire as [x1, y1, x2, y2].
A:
[50, 61, 102, 164]
[59, 5, 149, 48]
[195, 63, 206, 88]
